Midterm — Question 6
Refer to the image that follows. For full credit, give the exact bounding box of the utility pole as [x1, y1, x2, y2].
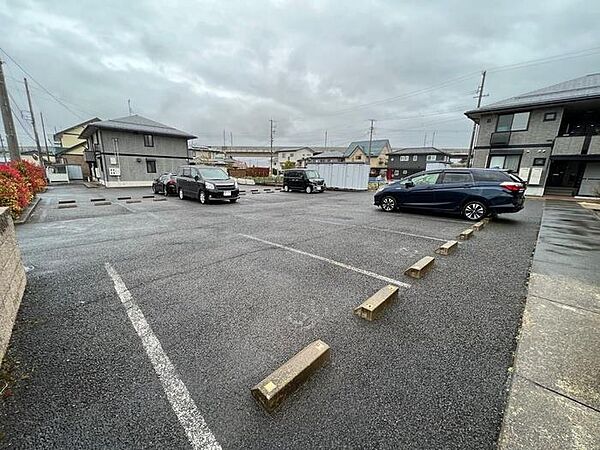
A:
[0, 134, 7, 163]
[128, 99, 132, 115]
[24, 78, 43, 166]
[223, 129, 226, 149]
[230, 131, 233, 147]
[467, 70, 487, 167]
[40, 112, 50, 163]
[431, 130, 436, 147]
[423, 133, 427, 147]
[367, 119, 375, 164]
[0, 60, 20, 161]
[324, 130, 327, 149]
[269, 119, 275, 176]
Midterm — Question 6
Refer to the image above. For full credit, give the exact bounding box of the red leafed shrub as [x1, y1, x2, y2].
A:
[0, 164, 33, 218]
[9, 160, 47, 194]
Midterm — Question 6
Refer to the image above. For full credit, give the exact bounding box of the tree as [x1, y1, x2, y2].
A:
[281, 160, 296, 170]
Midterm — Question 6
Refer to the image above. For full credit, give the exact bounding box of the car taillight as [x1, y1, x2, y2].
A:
[500, 181, 524, 193]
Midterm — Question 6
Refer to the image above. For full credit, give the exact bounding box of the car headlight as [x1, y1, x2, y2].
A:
[234, 180, 238, 189]
[205, 182, 215, 190]
[376, 185, 386, 193]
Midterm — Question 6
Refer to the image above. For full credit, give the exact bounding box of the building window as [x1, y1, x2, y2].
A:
[544, 112, 556, 122]
[356, 155, 361, 160]
[399, 155, 409, 161]
[412, 155, 418, 161]
[533, 158, 546, 166]
[496, 112, 530, 132]
[144, 134, 154, 147]
[426, 155, 436, 161]
[146, 159, 157, 173]
[488, 154, 520, 171]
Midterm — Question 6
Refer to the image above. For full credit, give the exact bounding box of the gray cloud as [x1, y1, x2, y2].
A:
[1, 0, 599, 148]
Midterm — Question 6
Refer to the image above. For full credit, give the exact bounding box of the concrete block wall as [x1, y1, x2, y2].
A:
[0, 207, 26, 362]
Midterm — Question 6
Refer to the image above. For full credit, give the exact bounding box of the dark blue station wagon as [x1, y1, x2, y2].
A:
[373, 168, 525, 220]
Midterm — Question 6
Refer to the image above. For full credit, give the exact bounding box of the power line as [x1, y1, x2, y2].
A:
[0, 46, 88, 120]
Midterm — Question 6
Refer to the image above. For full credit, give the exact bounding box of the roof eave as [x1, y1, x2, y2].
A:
[465, 93, 600, 118]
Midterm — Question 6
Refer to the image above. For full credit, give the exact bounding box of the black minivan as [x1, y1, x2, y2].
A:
[176, 165, 239, 204]
[283, 169, 326, 193]
[373, 168, 525, 220]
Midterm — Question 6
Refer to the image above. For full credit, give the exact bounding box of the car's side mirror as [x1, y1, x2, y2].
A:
[405, 181, 414, 188]
[194, 175, 199, 181]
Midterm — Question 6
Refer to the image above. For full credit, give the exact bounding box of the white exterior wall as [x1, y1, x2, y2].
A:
[306, 163, 369, 190]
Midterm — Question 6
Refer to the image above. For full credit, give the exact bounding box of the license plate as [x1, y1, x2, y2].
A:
[223, 191, 232, 197]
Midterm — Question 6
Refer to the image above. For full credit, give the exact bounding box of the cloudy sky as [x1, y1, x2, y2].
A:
[1, 0, 600, 149]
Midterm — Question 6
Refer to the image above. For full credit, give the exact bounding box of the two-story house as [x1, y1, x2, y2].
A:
[80, 115, 196, 187]
[275, 147, 320, 170]
[344, 139, 392, 177]
[388, 147, 451, 179]
[465, 73, 600, 197]
[53, 118, 101, 179]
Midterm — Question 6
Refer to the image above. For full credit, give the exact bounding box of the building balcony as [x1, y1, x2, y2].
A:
[590, 135, 600, 155]
[490, 131, 511, 147]
[553, 135, 586, 155]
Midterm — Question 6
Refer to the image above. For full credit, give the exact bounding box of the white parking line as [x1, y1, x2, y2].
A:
[309, 219, 447, 242]
[105, 263, 221, 450]
[239, 234, 411, 288]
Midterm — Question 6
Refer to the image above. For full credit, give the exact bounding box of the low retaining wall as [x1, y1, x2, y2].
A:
[0, 207, 26, 362]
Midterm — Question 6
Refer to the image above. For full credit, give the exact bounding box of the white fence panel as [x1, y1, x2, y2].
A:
[306, 163, 369, 190]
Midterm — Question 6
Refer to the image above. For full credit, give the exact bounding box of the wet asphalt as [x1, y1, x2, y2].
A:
[1, 184, 544, 449]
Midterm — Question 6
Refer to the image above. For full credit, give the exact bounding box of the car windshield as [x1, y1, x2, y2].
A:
[198, 168, 229, 180]
[305, 170, 320, 179]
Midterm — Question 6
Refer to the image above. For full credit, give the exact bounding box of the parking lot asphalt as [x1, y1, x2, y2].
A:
[1, 184, 543, 449]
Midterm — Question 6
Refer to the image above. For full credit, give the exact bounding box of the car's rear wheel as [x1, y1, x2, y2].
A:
[199, 190, 209, 204]
[178, 188, 184, 200]
[283, 185, 289, 192]
[381, 196, 396, 212]
[463, 200, 486, 221]
[305, 185, 313, 194]
[153, 185, 159, 194]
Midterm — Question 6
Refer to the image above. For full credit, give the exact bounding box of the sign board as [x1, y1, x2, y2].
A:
[518, 167, 530, 181]
[109, 157, 118, 165]
[529, 167, 543, 185]
[108, 167, 121, 176]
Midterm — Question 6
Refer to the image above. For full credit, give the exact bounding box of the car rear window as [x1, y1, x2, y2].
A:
[472, 170, 512, 182]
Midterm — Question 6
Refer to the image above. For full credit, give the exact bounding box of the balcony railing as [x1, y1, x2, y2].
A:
[490, 131, 511, 147]
[553, 136, 586, 155]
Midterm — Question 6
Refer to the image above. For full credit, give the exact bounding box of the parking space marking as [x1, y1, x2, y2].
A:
[309, 218, 447, 242]
[239, 234, 411, 288]
[105, 263, 221, 450]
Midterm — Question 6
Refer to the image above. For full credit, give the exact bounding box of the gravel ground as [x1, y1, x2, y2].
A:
[0, 184, 543, 449]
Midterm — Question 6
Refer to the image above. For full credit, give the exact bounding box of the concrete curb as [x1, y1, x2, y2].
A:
[404, 256, 435, 279]
[251, 340, 330, 413]
[14, 196, 41, 225]
[354, 285, 398, 321]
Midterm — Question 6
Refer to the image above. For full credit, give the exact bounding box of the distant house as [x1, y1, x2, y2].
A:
[275, 147, 320, 169]
[344, 139, 392, 176]
[19, 146, 62, 166]
[79, 115, 196, 187]
[388, 147, 451, 179]
[54, 118, 101, 179]
[309, 150, 345, 164]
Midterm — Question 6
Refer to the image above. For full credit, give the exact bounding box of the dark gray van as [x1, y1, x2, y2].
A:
[283, 169, 326, 193]
[176, 165, 239, 204]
